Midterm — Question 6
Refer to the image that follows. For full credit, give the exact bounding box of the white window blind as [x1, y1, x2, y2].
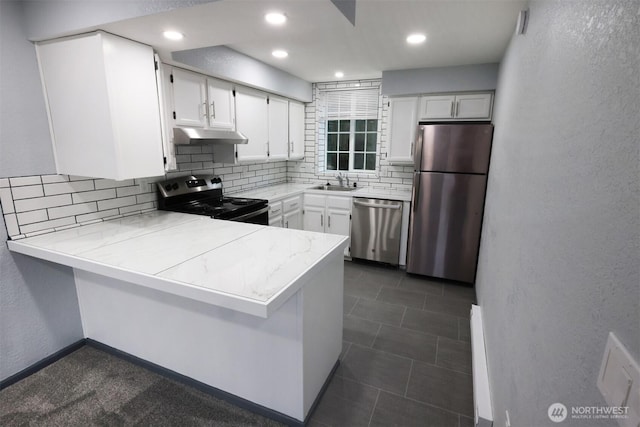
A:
[325, 88, 379, 120]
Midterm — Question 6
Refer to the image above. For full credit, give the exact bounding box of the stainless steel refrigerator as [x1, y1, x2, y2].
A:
[406, 123, 493, 283]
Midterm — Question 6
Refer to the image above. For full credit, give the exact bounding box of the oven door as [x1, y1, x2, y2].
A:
[228, 206, 269, 225]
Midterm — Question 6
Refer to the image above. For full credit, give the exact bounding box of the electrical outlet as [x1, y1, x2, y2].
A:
[505, 410, 511, 427]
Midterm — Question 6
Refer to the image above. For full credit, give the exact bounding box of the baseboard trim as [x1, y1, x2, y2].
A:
[0, 338, 86, 391]
[86, 339, 336, 427]
[304, 358, 340, 424]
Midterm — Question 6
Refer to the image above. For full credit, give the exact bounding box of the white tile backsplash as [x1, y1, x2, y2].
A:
[3, 214, 19, 236]
[11, 185, 44, 200]
[1, 174, 161, 239]
[44, 180, 94, 196]
[9, 176, 42, 186]
[16, 209, 48, 225]
[71, 189, 117, 204]
[14, 194, 72, 212]
[0, 188, 15, 213]
[47, 202, 97, 220]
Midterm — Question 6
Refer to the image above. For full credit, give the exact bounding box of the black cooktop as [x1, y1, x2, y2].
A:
[165, 196, 267, 220]
[156, 175, 268, 221]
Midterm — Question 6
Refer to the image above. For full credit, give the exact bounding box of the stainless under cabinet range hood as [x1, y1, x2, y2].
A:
[173, 127, 248, 145]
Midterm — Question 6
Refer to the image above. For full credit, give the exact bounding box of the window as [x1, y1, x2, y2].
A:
[322, 88, 379, 172]
[327, 119, 377, 170]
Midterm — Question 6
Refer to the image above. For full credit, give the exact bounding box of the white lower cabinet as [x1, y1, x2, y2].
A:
[303, 194, 351, 256]
[269, 195, 303, 229]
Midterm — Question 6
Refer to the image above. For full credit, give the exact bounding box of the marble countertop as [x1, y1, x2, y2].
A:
[232, 183, 412, 202]
[8, 211, 348, 318]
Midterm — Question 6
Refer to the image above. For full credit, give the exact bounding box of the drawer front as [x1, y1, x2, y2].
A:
[304, 193, 325, 208]
[326, 195, 352, 210]
[283, 196, 302, 213]
[269, 201, 283, 217]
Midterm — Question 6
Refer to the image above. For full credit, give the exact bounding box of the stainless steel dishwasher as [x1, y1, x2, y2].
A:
[351, 197, 403, 265]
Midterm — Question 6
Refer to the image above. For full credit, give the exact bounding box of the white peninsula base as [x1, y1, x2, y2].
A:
[74, 251, 343, 423]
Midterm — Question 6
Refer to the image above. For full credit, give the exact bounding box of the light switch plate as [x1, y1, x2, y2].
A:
[597, 332, 640, 427]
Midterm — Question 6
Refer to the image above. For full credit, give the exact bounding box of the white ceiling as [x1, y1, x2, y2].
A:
[101, 0, 527, 83]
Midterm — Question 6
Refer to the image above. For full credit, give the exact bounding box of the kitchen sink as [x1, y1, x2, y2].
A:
[310, 184, 357, 192]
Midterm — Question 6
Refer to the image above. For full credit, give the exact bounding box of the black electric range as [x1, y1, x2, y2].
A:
[157, 175, 269, 225]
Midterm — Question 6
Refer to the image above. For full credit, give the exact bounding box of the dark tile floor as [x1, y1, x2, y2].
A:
[309, 260, 476, 427]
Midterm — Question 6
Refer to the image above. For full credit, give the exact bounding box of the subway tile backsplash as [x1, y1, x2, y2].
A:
[1, 175, 159, 239]
[1, 151, 288, 239]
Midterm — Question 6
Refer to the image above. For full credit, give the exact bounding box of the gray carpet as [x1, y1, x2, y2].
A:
[0, 345, 285, 426]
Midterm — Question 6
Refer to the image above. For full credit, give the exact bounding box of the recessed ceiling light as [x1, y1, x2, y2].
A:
[406, 33, 426, 44]
[163, 30, 184, 41]
[265, 12, 287, 25]
[272, 50, 288, 58]
[335, 71, 344, 78]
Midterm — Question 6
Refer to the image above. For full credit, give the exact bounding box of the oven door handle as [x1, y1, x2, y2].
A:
[230, 206, 269, 222]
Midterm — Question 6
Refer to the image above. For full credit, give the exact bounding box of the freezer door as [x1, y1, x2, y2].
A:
[414, 124, 493, 174]
[407, 172, 487, 283]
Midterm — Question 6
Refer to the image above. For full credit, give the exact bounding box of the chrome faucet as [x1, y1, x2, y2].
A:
[337, 172, 344, 187]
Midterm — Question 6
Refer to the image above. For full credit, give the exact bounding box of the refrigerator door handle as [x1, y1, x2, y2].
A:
[412, 172, 420, 213]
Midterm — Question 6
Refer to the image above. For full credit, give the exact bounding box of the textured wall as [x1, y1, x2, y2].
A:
[475, 1, 639, 426]
[381, 63, 499, 96]
[172, 46, 312, 102]
[22, 0, 216, 41]
[0, 1, 84, 382]
[0, 1, 56, 178]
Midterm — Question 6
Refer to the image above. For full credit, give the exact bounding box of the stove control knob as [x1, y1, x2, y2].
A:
[172, 183, 179, 190]
[164, 184, 172, 191]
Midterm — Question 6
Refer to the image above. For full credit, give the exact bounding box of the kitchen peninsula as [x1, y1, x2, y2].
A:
[7, 211, 348, 423]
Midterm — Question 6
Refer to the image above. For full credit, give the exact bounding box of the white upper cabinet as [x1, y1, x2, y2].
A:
[454, 93, 494, 119]
[36, 31, 165, 180]
[235, 87, 269, 162]
[171, 70, 236, 131]
[288, 101, 305, 160]
[172, 68, 208, 128]
[419, 92, 493, 121]
[207, 77, 236, 130]
[267, 95, 289, 160]
[419, 95, 456, 120]
[387, 97, 419, 164]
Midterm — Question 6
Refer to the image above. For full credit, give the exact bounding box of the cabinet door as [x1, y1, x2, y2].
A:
[172, 68, 207, 128]
[235, 88, 268, 162]
[283, 209, 301, 230]
[35, 31, 164, 180]
[303, 206, 325, 233]
[387, 97, 418, 164]
[327, 208, 351, 256]
[288, 101, 305, 160]
[454, 93, 493, 119]
[207, 77, 235, 130]
[268, 96, 289, 160]
[419, 95, 455, 120]
[269, 215, 283, 227]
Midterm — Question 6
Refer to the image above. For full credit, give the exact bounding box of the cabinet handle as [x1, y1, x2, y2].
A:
[450, 101, 455, 117]
[210, 101, 216, 119]
[455, 101, 459, 117]
[202, 102, 208, 118]
[328, 215, 331, 228]
[285, 221, 289, 228]
[320, 214, 323, 227]
[410, 141, 414, 155]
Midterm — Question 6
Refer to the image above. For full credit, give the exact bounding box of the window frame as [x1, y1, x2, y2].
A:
[325, 118, 378, 172]
[317, 85, 381, 176]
